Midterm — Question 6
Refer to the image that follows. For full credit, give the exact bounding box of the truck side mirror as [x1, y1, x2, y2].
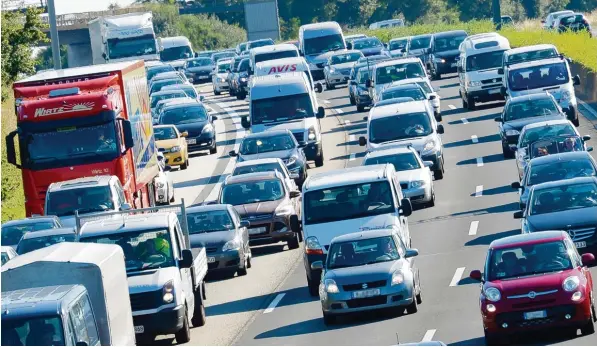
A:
[5, 130, 21, 168]
[316, 106, 325, 119]
[399, 198, 412, 217]
[122, 120, 134, 150]
[180, 249, 193, 268]
[359, 136, 367, 146]
[241, 116, 250, 129]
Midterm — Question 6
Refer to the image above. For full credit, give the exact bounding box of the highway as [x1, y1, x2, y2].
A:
[157, 73, 597, 346]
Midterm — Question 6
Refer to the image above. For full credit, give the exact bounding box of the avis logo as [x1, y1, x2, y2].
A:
[34, 102, 94, 118]
[268, 64, 297, 74]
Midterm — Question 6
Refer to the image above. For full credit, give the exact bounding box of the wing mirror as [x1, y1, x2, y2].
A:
[200, 95, 205, 102]
[581, 253, 595, 266]
[317, 106, 325, 119]
[241, 116, 250, 129]
[315, 82, 323, 93]
[311, 260, 324, 270]
[289, 190, 301, 198]
[229, 150, 237, 157]
[180, 249, 193, 268]
[588, 147, 594, 152]
[497, 67, 504, 75]
[573, 75, 581, 86]
[423, 161, 433, 168]
[122, 120, 135, 150]
[469, 270, 483, 282]
[494, 116, 502, 122]
[240, 220, 250, 228]
[212, 115, 218, 121]
[429, 95, 437, 100]
[436, 124, 445, 134]
[405, 249, 419, 259]
[399, 198, 412, 217]
[513, 210, 524, 219]
[181, 131, 189, 137]
[511, 181, 521, 189]
[350, 80, 357, 86]
[582, 135, 591, 142]
[363, 116, 368, 121]
[358, 136, 367, 146]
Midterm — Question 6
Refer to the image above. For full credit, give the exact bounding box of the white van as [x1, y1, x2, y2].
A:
[243, 72, 326, 166]
[300, 164, 414, 295]
[299, 21, 346, 81]
[498, 44, 560, 89]
[458, 33, 510, 110]
[249, 43, 299, 75]
[504, 56, 581, 126]
[366, 57, 428, 103]
[369, 19, 405, 29]
[159, 36, 194, 70]
[254, 57, 323, 93]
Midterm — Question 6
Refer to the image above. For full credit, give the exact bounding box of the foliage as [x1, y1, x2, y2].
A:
[35, 45, 69, 72]
[350, 20, 495, 41]
[1, 94, 25, 222]
[280, 17, 301, 41]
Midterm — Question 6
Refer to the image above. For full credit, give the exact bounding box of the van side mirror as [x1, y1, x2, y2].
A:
[511, 181, 521, 189]
[405, 249, 419, 258]
[122, 120, 135, 150]
[366, 79, 372, 88]
[317, 107, 325, 119]
[315, 82, 323, 93]
[497, 68, 504, 75]
[573, 75, 581, 86]
[358, 136, 367, 146]
[513, 211, 523, 219]
[436, 124, 445, 134]
[240, 220, 250, 228]
[399, 198, 413, 217]
[241, 116, 250, 129]
[428, 95, 437, 100]
[180, 249, 193, 268]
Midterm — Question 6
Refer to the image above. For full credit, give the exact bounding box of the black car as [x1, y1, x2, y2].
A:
[495, 93, 565, 158]
[229, 58, 250, 99]
[558, 13, 593, 37]
[1, 216, 63, 249]
[229, 130, 309, 186]
[159, 101, 218, 154]
[428, 30, 468, 79]
[183, 57, 214, 84]
[184, 204, 252, 276]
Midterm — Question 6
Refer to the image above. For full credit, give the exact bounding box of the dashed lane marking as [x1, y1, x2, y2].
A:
[422, 329, 437, 342]
[449, 267, 466, 287]
[264, 293, 286, 314]
[336, 108, 344, 114]
[349, 153, 356, 161]
[475, 185, 483, 197]
[350, 135, 356, 142]
[323, 100, 331, 104]
[461, 118, 468, 124]
[471, 135, 478, 143]
[344, 120, 351, 125]
[448, 105, 456, 110]
[468, 221, 479, 236]
[476, 157, 484, 167]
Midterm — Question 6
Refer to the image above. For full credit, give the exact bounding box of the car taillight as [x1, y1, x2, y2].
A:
[305, 236, 323, 255]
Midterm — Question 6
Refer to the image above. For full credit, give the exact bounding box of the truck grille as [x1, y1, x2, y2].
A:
[346, 295, 388, 308]
[343, 280, 386, 291]
[129, 289, 162, 311]
[481, 77, 502, 84]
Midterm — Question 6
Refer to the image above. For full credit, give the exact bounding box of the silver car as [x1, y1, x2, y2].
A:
[313, 227, 421, 325]
[323, 50, 364, 89]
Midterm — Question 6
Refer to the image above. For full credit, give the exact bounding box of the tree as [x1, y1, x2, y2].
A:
[520, 0, 540, 18]
[35, 45, 68, 72]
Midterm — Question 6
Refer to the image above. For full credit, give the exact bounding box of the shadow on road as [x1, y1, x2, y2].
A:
[457, 153, 506, 166]
[444, 134, 501, 148]
[448, 113, 500, 125]
[465, 229, 520, 247]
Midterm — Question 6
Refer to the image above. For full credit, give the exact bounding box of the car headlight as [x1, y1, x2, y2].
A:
[222, 238, 241, 252]
[467, 80, 482, 87]
[422, 140, 437, 153]
[505, 129, 520, 137]
[275, 205, 293, 216]
[358, 89, 369, 96]
[434, 57, 446, 63]
[201, 124, 214, 134]
[240, 77, 247, 82]
[329, 68, 336, 74]
[391, 272, 404, 286]
[563, 276, 580, 292]
[324, 279, 339, 293]
[170, 146, 181, 153]
[410, 180, 425, 188]
[308, 126, 317, 141]
[286, 156, 298, 166]
[484, 287, 501, 302]
[162, 281, 174, 303]
[561, 90, 571, 102]
[217, 77, 225, 82]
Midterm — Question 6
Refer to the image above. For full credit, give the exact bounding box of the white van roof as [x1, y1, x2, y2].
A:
[304, 164, 394, 191]
[462, 34, 510, 55]
[160, 36, 191, 49]
[255, 57, 308, 76]
[300, 21, 342, 39]
[370, 100, 429, 121]
[459, 32, 500, 51]
[250, 72, 310, 100]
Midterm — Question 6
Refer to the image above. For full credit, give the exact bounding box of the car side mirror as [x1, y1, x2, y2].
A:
[399, 198, 413, 217]
[405, 249, 419, 258]
[428, 95, 437, 100]
[423, 161, 433, 168]
[289, 190, 301, 199]
[212, 115, 218, 121]
[494, 117, 502, 122]
[513, 211, 523, 219]
[366, 79, 372, 88]
[511, 181, 521, 189]
[358, 136, 367, 146]
[229, 150, 237, 157]
[122, 120, 135, 150]
[317, 106, 325, 119]
[436, 124, 444, 134]
[241, 116, 250, 129]
[497, 68, 504, 75]
[182, 131, 189, 137]
[469, 270, 483, 282]
[180, 249, 193, 268]
[582, 135, 591, 142]
[311, 260, 324, 270]
[240, 220, 250, 228]
[200, 95, 205, 102]
[588, 147, 594, 152]
[163, 165, 172, 172]
[102, 52, 107, 60]
[581, 253, 595, 266]
[314, 82, 323, 93]
[573, 75, 581, 86]
[121, 203, 132, 211]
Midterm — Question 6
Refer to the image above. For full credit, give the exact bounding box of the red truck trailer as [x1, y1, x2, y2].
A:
[6, 60, 159, 216]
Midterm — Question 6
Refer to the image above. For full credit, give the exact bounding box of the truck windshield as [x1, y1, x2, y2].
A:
[17, 234, 75, 254]
[23, 122, 119, 170]
[160, 45, 193, 62]
[107, 35, 157, 60]
[46, 186, 114, 217]
[221, 180, 285, 205]
[466, 50, 508, 72]
[255, 50, 298, 64]
[304, 34, 345, 56]
[303, 181, 395, 225]
[82, 229, 175, 273]
[2, 316, 65, 346]
[2, 222, 56, 246]
[508, 62, 570, 91]
[186, 210, 234, 234]
[251, 93, 314, 125]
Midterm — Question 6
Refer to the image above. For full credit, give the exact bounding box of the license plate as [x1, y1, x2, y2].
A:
[207, 257, 216, 263]
[187, 139, 197, 144]
[352, 288, 381, 299]
[575, 241, 587, 249]
[524, 310, 547, 320]
[451, 62, 457, 67]
[249, 227, 267, 235]
[488, 88, 501, 94]
[134, 325, 144, 334]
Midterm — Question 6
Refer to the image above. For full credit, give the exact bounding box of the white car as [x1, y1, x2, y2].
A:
[1, 246, 17, 266]
[213, 58, 233, 95]
[155, 153, 174, 205]
[384, 77, 441, 121]
[323, 50, 364, 89]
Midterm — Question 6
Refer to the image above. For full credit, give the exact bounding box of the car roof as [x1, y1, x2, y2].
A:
[2, 216, 58, 228]
[364, 145, 416, 159]
[224, 171, 281, 185]
[163, 84, 194, 91]
[353, 37, 380, 43]
[186, 204, 231, 214]
[528, 150, 593, 166]
[390, 37, 410, 42]
[522, 118, 571, 130]
[375, 57, 422, 68]
[243, 129, 292, 139]
[331, 228, 395, 244]
[507, 92, 553, 104]
[304, 164, 392, 191]
[505, 44, 558, 56]
[256, 57, 307, 69]
[152, 71, 181, 79]
[21, 227, 75, 240]
[234, 158, 285, 167]
[370, 100, 429, 121]
[47, 175, 112, 192]
[530, 176, 597, 191]
[79, 212, 172, 238]
[490, 230, 566, 249]
[411, 33, 432, 39]
[161, 99, 202, 111]
[251, 43, 298, 54]
[154, 124, 177, 130]
[151, 89, 187, 97]
[432, 30, 467, 38]
[509, 57, 565, 70]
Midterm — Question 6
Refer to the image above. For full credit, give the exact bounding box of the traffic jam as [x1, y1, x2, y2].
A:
[2, 16, 597, 347]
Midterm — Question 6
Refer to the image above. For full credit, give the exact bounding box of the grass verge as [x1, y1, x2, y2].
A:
[1, 93, 25, 222]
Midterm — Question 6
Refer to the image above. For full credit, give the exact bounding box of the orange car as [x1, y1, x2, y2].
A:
[154, 125, 189, 169]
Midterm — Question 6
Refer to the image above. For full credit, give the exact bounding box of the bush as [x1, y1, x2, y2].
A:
[348, 20, 495, 42]
[1, 95, 25, 222]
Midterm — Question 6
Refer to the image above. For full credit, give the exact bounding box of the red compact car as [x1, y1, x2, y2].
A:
[470, 230, 596, 345]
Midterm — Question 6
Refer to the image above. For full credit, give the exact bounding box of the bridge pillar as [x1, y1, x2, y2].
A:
[66, 42, 92, 67]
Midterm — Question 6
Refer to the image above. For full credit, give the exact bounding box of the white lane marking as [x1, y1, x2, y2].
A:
[471, 135, 479, 143]
[449, 267, 466, 287]
[422, 329, 437, 342]
[448, 104, 456, 110]
[476, 157, 484, 167]
[349, 135, 356, 142]
[344, 120, 351, 125]
[468, 221, 479, 236]
[323, 100, 331, 104]
[349, 153, 356, 161]
[264, 293, 286, 314]
[336, 108, 344, 114]
[475, 185, 483, 197]
[461, 118, 469, 124]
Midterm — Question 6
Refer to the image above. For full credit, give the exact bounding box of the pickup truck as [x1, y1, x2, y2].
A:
[75, 201, 208, 344]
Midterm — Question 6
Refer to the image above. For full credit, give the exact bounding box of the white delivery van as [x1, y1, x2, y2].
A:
[254, 57, 323, 93]
[159, 36, 194, 70]
[301, 164, 414, 295]
[504, 56, 582, 126]
[366, 57, 428, 103]
[299, 21, 346, 81]
[458, 33, 510, 110]
[1, 242, 136, 346]
[498, 44, 560, 89]
[369, 19, 405, 29]
[243, 72, 326, 166]
[249, 44, 299, 75]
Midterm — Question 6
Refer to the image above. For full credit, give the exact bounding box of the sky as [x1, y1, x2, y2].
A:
[5, 0, 137, 15]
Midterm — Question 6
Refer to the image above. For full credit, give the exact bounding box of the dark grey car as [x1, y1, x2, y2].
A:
[184, 57, 214, 84]
[1, 216, 62, 249]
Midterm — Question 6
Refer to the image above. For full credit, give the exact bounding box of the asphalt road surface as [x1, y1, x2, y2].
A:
[155, 74, 597, 346]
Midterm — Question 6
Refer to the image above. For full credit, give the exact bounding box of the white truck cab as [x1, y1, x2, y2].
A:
[254, 57, 323, 93]
[249, 44, 300, 75]
[300, 164, 414, 296]
[299, 21, 346, 81]
[366, 57, 428, 104]
[243, 72, 326, 166]
[458, 33, 510, 110]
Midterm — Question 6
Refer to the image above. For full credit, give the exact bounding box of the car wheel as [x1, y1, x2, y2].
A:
[290, 215, 301, 234]
[572, 117, 580, 127]
[170, 189, 175, 203]
[214, 88, 221, 96]
[175, 306, 191, 344]
[237, 253, 248, 276]
[462, 95, 468, 109]
[246, 248, 252, 268]
[307, 275, 319, 296]
[435, 112, 442, 122]
[210, 143, 217, 155]
[287, 232, 300, 250]
[467, 96, 476, 110]
[435, 72, 442, 80]
[323, 312, 336, 326]
[405, 296, 418, 314]
[192, 295, 206, 327]
[434, 167, 444, 180]
[484, 331, 501, 346]
[236, 92, 245, 100]
[416, 289, 423, 305]
[502, 143, 514, 159]
[350, 95, 356, 105]
[581, 314, 596, 335]
[315, 151, 324, 168]
[427, 190, 435, 207]
[356, 104, 365, 112]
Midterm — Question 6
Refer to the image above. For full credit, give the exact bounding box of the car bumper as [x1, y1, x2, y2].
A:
[133, 304, 184, 337]
[327, 73, 350, 84]
[402, 185, 432, 204]
[245, 218, 295, 245]
[214, 81, 229, 90]
[356, 94, 372, 106]
[321, 284, 415, 314]
[467, 87, 504, 103]
[303, 141, 322, 161]
[188, 74, 211, 83]
[207, 249, 242, 272]
[163, 151, 185, 166]
[187, 133, 216, 152]
[421, 151, 442, 171]
[434, 61, 458, 74]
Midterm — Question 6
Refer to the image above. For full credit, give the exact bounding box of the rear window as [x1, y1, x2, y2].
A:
[255, 51, 298, 64]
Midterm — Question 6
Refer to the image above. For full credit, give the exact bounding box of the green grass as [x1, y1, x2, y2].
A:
[1, 93, 25, 222]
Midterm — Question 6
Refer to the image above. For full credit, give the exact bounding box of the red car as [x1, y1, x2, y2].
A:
[470, 230, 596, 345]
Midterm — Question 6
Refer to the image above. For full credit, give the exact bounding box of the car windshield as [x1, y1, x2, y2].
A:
[505, 98, 560, 121]
[376, 97, 416, 106]
[107, 35, 157, 60]
[370, 112, 432, 144]
[375, 62, 425, 85]
[249, 39, 274, 50]
[304, 34, 345, 56]
[186, 210, 234, 234]
[212, 52, 236, 63]
[255, 50, 298, 64]
[364, 152, 421, 171]
[520, 123, 575, 147]
[382, 87, 426, 101]
[527, 158, 596, 186]
[357, 70, 371, 83]
[251, 93, 314, 124]
[409, 36, 431, 50]
[508, 62, 570, 91]
[2, 316, 65, 346]
[240, 134, 295, 155]
[160, 105, 207, 125]
[221, 179, 285, 205]
[160, 45, 193, 62]
[82, 229, 174, 273]
[147, 66, 175, 80]
[17, 233, 75, 254]
[327, 236, 400, 269]
[187, 58, 212, 67]
[233, 163, 285, 176]
[529, 136, 584, 159]
[488, 241, 573, 280]
[217, 63, 232, 73]
[331, 52, 362, 65]
[151, 92, 187, 108]
[433, 35, 467, 52]
[508, 48, 558, 65]
[529, 182, 597, 215]
[154, 127, 178, 140]
[150, 79, 183, 94]
[304, 181, 395, 225]
[46, 186, 114, 217]
[466, 50, 508, 72]
[2, 222, 56, 245]
[353, 38, 382, 50]
[390, 39, 408, 51]
[416, 81, 433, 93]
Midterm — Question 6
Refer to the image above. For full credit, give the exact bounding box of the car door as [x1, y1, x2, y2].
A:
[173, 220, 195, 313]
[395, 233, 417, 284]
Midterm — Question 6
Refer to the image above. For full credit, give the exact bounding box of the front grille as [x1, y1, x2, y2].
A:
[292, 132, 304, 143]
[206, 247, 219, 253]
[248, 223, 270, 236]
[129, 290, 163, 311]
[481, 84, 502, 89]
[481, 77, 502, 84]
[496, 304, 575, 328]
[208, 261, 219, 270]
[346, 295, 388, 308]
[343, 280, 386, 291]
[400, 183, 409, 190]
[512, 299, 556, 309]
[567, 227, 596, 241]
[247, 214, 271, 221]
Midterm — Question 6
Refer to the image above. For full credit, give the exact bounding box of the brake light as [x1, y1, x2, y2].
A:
[305, 236, 323, 255]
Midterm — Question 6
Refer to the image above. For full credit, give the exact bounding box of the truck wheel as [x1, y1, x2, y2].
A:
[287, 232, 300, 250]
[315, 151, 324, 168]
[307, 275, 319, 296]
[175, 306, 191, 343]
[192, 295, 207, 327]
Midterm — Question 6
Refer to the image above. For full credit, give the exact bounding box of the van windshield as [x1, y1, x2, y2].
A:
[160, 45, 193, 62]
[304, 34, 345, 56]
[255, 51, 298, 64]
[508, 62, 570, 91]
[466, 50, 508, 71]
[251, 93, 314, 124]
[303, 181, 395, 225]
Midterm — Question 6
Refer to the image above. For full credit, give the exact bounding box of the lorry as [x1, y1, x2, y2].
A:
[75, 201, 208, 344]
[6, 60, 160, 216]
[1, 242, 136, 346]
[89, 12, 159, 65]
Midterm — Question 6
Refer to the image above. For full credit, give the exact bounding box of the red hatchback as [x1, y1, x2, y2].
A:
[470, 230, 596, 345]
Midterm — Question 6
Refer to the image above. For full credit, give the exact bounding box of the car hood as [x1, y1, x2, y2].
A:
[394, 168, 428, 183]
[527, 207, 597, 231]
[239, 148, 295, 162]
[127, 267, 179, 294]
[173, 121, 208, 137]
[156, 138, 180, 149]
[434, 49, 460, 59]
[326, 260, 400, 284]
[331, 62, 357, 70]
[306, 50, 345, 65]
[503, 115, 564, 131]
[187, 66, 213, 73]
[251, 119, 307, 134]
[488, 269, 578, 297]
[371, 135, 433, 152]
[189, 230, 235, 248]
[233, 200, 281, 217]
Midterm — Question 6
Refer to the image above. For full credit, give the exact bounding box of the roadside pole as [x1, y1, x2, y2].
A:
[492, 0, 502, 29]
[47, 0, 61, 69]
